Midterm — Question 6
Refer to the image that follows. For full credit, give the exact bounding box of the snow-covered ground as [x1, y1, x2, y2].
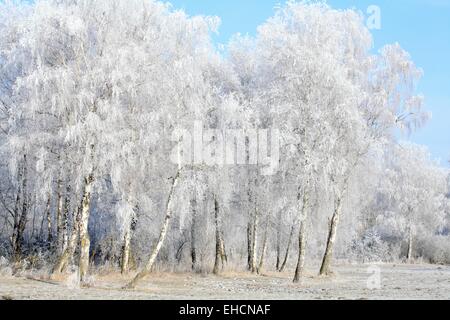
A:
[0, 264, 449, 300]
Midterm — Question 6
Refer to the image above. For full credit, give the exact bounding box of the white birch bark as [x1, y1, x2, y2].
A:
[257, 216, 269, 274]
[250, 208, 258, 273]
[79, 175, 94, 283]
[319, 196, 343, 276]
[293, 175, 311, 283]
[126, 169, 181, 289]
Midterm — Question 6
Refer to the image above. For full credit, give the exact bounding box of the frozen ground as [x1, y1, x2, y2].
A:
[0, 264, 449, 300]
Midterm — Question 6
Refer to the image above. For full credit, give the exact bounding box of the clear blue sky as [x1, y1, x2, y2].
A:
[168, 0, 450, 166]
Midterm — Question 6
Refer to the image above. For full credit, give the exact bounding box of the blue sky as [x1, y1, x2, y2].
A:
[168, 0, 450, 166]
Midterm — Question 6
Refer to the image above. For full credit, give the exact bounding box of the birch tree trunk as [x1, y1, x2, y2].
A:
[213, 196, 221, 275]
[12, 155, 28, 263]
[61, 185, 71, 253]
[247, 219, 253, 271]
[275, 211, 282, 271]
[53, 205, 81, 274]
[121, 227, 132, 274]
[79, 174, 94, 283]
[250, 208, 258, 273]
[11, 161, 23, 261]
[257, 216, 269, 274]
[279, 224, 295, 272]
[46, 195, 53, 249]
[293, 222, 307, 282]
[190, 197, 197, 271]
[319, 196, 343, 276]
[246, 183, 254, 271]
[407, 224, 414, 262]
[219, 233, 227, 268]
[293, 187, 310, 283]
[29, 193, 37, 246]
[38, 204, 46, 243]
[14, 185, 28, 262]
[56, 176, 64, 255]
[121, 213, 136, 275]
[319, 165, 355, 276]
[126, 170, 181, 289]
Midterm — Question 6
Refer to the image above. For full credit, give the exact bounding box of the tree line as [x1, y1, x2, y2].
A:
[0, 0, 449, 287]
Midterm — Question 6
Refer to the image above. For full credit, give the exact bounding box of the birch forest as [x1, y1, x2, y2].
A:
[0, 0, 449, 293]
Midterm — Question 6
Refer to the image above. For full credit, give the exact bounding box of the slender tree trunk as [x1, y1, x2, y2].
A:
[12, 155, 28, 263]
[15, 188, 28, 262]
[246, 183, 254, 271]
[56, 176, 64, 255]
[11, 196, 21, 259]
[247, 219, 253, 271]
[293, 220, 307, 283]
[407, 224, 414, 262]
[126, 170, 181, 289]
[79, 174, 94, 283]
[279, 224, 295, 272]
[319, 196, 343, 276]
[61, 185, 71, 253]
[38, 207, 46, 243]
[219, 232, 227, 268]
[213, 196, 221, 275]
[275, 211, 282, 271]
[293, 185, 310, 283]
[121, 227, 132, 274]
[46, 196, 53, 250]
[1, 210, 8, 240]
[250, 208, 258, 273]
[257, 216, 269, 274]
[53, 204, 81, 274]
[11, 161, 23, 261]
[121, 213, 136, 275]
[29, 193, 37, 247]
[190, 197, 197, 271]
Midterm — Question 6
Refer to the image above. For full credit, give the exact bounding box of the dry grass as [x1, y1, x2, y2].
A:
[0, 264, 448, 300]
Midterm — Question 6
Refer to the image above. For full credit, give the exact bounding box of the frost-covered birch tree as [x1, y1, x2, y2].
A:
[0, 0, 448, 288]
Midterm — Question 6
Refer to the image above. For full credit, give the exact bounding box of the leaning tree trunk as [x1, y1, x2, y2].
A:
[126, 170, 181, 289]
[319, 196, 343, 276]
[293, 186, 310, 284]
[279, 224, 295, 272]
[79, 174, 94, 283]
